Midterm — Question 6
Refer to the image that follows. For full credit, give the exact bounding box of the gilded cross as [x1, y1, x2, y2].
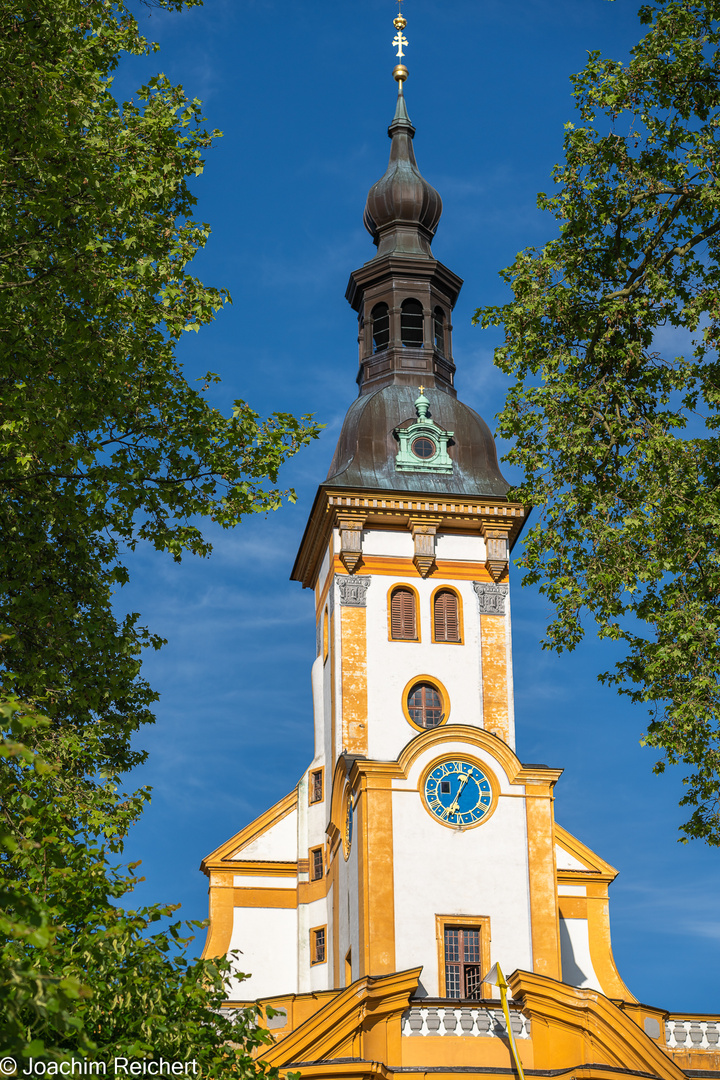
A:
[419, 385, 425, 395]
[392, 30, 408, 57]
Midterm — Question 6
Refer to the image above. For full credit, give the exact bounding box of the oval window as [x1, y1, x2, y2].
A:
[412, 436, 435, 460]
[407, 682, 444, 729]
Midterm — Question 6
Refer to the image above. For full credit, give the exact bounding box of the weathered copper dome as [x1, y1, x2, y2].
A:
[363, 84, 442, 260]
[325, 385, 510, 498]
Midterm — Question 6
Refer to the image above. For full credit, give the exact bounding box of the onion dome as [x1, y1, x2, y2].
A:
[363, 82, 442, 260]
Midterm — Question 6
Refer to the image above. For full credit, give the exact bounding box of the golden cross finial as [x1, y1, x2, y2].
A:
[419, 385, 425, 395]
[393, 0, 407, 56]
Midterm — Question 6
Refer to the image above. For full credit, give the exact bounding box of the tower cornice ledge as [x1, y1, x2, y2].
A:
[290, 484, 529, 590]
[345, 253, 463, 312]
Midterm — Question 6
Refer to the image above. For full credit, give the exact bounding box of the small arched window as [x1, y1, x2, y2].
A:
[407, 682, 444, 728]
[401, 298, 424, 347]
[434, 589, 460, 643]
[371, 302, 389, 353]
[433, 307, 446, 354]
[390, 586, 417, 640]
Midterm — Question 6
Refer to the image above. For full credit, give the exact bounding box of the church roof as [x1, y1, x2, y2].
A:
[325, 383, 510, 498]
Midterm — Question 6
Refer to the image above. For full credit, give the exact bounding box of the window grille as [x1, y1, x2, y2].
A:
[434, 307, 446, 353]
[371, 303, 390, 352]
[311, 927, 326, 964]
[390, 587, 417, 640]
[310, 769, 323, 804]
[310, 847, 324, 881]
[401, 298, 424, 347]
[444, 926, 482, 999]
[407, 682, 443, 728]
[434, 589, 460, 642]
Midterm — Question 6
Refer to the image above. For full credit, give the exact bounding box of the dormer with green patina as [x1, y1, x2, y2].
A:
[394, 388, 454, 474]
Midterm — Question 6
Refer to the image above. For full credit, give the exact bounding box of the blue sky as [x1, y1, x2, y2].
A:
[115, 0, 720, 1013]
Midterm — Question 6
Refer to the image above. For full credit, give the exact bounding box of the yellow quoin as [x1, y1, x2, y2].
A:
[201, 66, 720, 1080]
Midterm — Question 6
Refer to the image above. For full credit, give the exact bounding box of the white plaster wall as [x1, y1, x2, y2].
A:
[234, 809, 298, 861]
[559, 917, 602, 991]
[434, 533, 486, 562]
[363, 529, 413, 558]
[364, 574, 485, 762]
[307, 895, 331, 992]
[227, 907, 298, 998]
[555, 843, 590, 872]
[392, 740, 533, 994]
[233, 875, 296, 888]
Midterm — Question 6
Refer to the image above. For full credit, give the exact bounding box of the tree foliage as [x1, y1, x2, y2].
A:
[1, 699, 283, 1071]
[0, 0, 319, 1059]
[476, 0, 720, 844]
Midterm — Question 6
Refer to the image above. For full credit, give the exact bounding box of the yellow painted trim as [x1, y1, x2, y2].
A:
[480, 612, 510, 743]
[508, 968, 685, 1079]
[233, 886, 297, 908]
[358, 773, 396, 976]
[430, 583, 464, 645]
[555, 822, 619, 879]
[558, 897, 588, 919]
[206, 859, 297, 877]
[200, 788, 297, 872]
[308, 765, 325, 805]
[260, 967, 422, 1069]
[386, 581, 422, 642]
[585, 879, 637, 1001]
[334, 553, 495, 582]
[419, 754, 499, 831]
[200, 874, 234, 959]
[323, 608, 329, 662]
[310, 923, 328, 966]
[330, 606, 337, 761]
[525, 778, 562, 981]
[341, 605, 368, 755]
[435, 914, 492, 1000]
[401, 673, 451, 733]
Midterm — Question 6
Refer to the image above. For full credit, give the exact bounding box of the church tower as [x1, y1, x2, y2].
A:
[200, 25, 720, 1080]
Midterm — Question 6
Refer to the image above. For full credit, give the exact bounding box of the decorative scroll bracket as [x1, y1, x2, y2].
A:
[337, 575, 371, 608]
[480, 522, 512, 583]
[408, 516, 442, 578]
[473, 581, 509, 616]
[338, 515, 365, 574]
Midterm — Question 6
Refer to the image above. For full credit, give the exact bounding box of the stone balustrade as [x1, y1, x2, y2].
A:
[401, 1004, 531, 1038]
[665, 1017, 720, 1049]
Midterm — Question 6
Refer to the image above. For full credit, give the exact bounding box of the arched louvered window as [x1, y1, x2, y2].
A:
[401, 298, 424, 347]
[390, 586, 417, 640]
[433, 307, 446, 354]
[371, 302, 389, 353]
[433, 589, 460, 643]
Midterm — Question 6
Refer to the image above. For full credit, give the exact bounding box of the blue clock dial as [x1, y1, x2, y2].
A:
[423, 760, 494, 827]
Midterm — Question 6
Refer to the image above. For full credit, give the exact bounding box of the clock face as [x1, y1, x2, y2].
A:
[423, 759, 495, 828]
[343, 792, 353, 859]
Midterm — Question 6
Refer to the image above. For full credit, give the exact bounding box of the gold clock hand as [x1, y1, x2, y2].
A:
[447, 772, 470, 814]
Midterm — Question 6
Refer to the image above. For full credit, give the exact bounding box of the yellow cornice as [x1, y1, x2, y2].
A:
[291, 485, 528, 590]
[555, 822, 619, 881]
[200, 789, 297, 876]
[344, 726, 562, 791]
[508, 969, 686, 1080]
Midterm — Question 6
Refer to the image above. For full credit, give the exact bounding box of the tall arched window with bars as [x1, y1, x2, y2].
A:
[433, 589, 461, 643]
[401, 298, 424, 347]
[390, 586, 418, 641]
[371, 302, 389, 353]
[433, 306, 446, 354]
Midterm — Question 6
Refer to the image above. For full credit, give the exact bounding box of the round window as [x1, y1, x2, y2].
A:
[411, 436, 435, 460]
[407, 682, 444, 728]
